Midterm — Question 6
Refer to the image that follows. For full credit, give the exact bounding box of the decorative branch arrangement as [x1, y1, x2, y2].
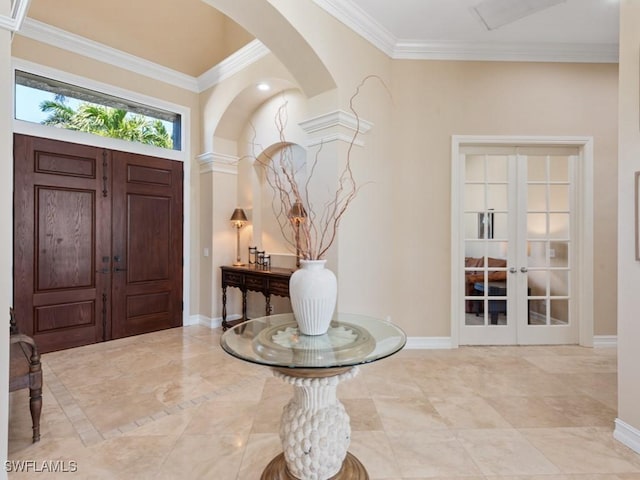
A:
[256, 76, 384, 261]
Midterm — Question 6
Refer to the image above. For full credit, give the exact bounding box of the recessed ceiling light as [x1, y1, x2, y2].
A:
[257, 82, 270, 92]
[471, 0, 565, 31]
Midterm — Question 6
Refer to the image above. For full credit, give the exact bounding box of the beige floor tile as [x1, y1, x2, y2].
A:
[465, 371, 577, 397]
[251, 397, 286, 434]
[484, 475, 606, 480]
[236, 433, 282, 480]
[521, 427, 640, 474]
[456, 428, 561, 475]
[374, 396, 448, 431]
[524, 354, 617, 374]
[429, 394, 512, 429]
[349, 431, 401, 478]
[488, 396, 580, 428]
[343, 398, 384, 431]
[156, 433, 247, 480]
[7, 327, 639, 479]
[559, 372, 619, 410]
[337, 370, 372, 398]
[386, 430, 483, 477]
[414, 372, 479, 396]
[121, 407, 194, 438]
[184, 400, 256, 435]
[260, 375, 293, 402]
[543, 395, 617, 427]
[7, 436, 100, 479]
[82, 434, 180, 479]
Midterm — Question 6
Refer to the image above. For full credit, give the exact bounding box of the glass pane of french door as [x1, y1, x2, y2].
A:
[462, 154, 515, 344]
[519, 154, 576, 344]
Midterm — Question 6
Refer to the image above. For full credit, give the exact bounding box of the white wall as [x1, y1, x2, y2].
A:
[615, 0, 640, 452]
[1, 0, 13, 475]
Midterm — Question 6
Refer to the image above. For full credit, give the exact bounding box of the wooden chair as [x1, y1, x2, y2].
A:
[9, 307, 42, 443]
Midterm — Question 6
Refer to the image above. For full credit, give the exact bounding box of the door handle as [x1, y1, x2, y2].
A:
[114, 267, 127, 272]
[520, 267, 528, 273]
[509, 267, 517, 273]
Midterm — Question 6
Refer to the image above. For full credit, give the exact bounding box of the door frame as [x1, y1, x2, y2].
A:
[451, 135, 594, 347]
[12, 58, 192, 327]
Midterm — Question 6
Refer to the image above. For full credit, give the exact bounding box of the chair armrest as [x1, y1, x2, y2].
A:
[10, 333, 41, 365]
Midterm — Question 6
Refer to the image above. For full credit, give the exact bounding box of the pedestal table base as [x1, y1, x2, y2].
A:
[265, 366, 368, 480]
[261, 452, 369, 480]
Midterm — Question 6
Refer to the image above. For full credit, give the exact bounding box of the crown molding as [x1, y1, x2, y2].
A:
[13, 4, 617, 99]
[299, 110, 373, 135]
[197, 151, 239, 175]
[18, 18, 200, 91]
[16, 19, 272, 93]
[197, 39, 270, 92]
[0, 0, 30, 32]
[313, 0, 618, 63]
[299, 109, 373, 148]
[312, 0, 396, 57]
[394, 40, 619, 63]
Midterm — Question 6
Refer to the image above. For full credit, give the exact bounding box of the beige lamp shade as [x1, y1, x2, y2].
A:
[288, 202, 307, 223]
[230, 208, 248, 227]
[230, 208, 248, 266]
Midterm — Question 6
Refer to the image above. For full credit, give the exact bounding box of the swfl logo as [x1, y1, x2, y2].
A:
[4, 460, 78, 473]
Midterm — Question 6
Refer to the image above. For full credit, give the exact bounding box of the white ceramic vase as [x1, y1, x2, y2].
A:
[289, 259, 337, 335]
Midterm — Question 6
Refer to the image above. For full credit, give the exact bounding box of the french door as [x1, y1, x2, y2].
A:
[456, 140, 587, 345]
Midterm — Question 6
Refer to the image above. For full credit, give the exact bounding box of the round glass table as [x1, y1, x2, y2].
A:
[220, 312, 406, 480]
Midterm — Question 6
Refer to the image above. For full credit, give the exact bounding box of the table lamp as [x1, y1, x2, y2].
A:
[230, 208, 248, 266]
[288, 201, 306, 268]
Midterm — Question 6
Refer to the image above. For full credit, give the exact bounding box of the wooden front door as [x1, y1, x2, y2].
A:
[110, 151, 183, 339]
[13, 134, 183, 352]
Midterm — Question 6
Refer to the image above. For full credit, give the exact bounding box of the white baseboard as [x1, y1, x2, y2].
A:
[405, 337, 454, 349]
[183, 318, 455, 350]
[614, 418, 640, 455]
[184, 314, 204, 326]
[186, 314, 240, 329]
[594, 335, 617, 348]
[182, 319, 615, 351]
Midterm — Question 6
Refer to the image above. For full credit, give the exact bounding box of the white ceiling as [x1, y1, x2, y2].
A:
[315, 0, 620, 62]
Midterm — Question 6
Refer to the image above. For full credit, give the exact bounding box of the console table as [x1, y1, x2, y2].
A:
[220, 313, 406, 479]
[220, 265, 293, 330]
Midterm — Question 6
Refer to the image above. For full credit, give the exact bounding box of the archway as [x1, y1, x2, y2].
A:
[202, 0, 336, 97]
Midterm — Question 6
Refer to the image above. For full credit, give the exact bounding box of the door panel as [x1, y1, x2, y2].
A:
[111, 151, 183, 339]
[36, 187, 94, 289]
[14, 134, 108, 352]
[128, 195, 171, 282]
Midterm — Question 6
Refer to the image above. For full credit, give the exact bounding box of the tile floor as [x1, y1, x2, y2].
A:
[7, 325, 640, 479]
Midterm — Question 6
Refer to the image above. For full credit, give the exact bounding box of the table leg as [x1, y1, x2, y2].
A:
[221, 286, 228, 330]
[265, 294, 272, 316]
[241, 288, 248, 320]
[262, 367, 368, 480]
